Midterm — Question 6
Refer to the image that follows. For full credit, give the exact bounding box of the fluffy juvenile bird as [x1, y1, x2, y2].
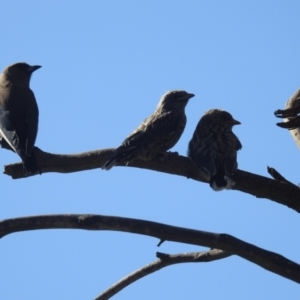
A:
[188, 109, 242, 191]
[0, 62, 41, 175]
[103, 90, 194, 170]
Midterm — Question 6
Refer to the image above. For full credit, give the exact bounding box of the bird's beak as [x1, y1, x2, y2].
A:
[27, 65, 42, 73]
[180, 93, 195, 101]
[231, 119, 241, 125]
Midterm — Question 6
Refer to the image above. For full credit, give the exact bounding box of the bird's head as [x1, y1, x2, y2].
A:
[158, 90, 195, 111]
[204, 109, 241, 129]
[2, 62, 41, 86]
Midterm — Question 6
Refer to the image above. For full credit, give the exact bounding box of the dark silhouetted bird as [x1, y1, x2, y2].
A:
[188, 109, 242, 191]
[103, 90, 194, 170]
[0, 62, 41, 175]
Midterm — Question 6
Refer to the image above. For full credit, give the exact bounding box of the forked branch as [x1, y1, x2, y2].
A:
[0, 214, 299, 284]
[95, 249, 231, 300]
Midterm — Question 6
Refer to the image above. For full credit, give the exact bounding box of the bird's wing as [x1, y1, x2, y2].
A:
[22, 90, 39, 156]
[122, 111, 183, 147]
[188, 136, 217, 176]
[198, 153, 217, 175]
[222, 134, 241, 175]
[223, 151, 238, 175]
[0, 107, 26, 159]
[148, 111, 183, 136]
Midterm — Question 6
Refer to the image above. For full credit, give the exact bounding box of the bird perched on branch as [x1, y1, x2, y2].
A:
[188, 109, 242, 191]
[103, 90, 194, 170]
[274, 88, 300, 150]
[0, 62, 41, 175]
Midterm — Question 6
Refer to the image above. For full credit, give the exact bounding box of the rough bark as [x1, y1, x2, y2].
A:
[0, 214, 299, 284]
[4, 147, 300, 213]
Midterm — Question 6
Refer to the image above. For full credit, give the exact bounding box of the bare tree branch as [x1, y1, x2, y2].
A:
[0, 214, 299, 284]
[95, 249, 231, 300]
[4, 148, 300, 213]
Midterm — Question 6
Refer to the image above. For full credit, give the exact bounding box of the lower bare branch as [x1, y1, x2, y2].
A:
[95, 249, 231, 300]
[0, 214, 299, 284]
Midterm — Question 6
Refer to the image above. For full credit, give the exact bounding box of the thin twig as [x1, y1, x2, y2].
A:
[95, 249, 231, 300]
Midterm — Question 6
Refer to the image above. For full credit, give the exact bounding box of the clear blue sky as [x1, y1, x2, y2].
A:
[0, 1, 300, 299]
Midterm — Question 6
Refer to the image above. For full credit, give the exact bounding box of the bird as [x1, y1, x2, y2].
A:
[274, 88, 300, 150]
[188, 109, 242, 191]
[102, 90, 195, 170]
[0, 62, 41, 175]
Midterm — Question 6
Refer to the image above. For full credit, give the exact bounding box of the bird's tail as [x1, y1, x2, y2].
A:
[102, 156, 118, 170]
[102, 148, 136, 170]
[23, 153, 39, 175]
[210, 173, 235, 191]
